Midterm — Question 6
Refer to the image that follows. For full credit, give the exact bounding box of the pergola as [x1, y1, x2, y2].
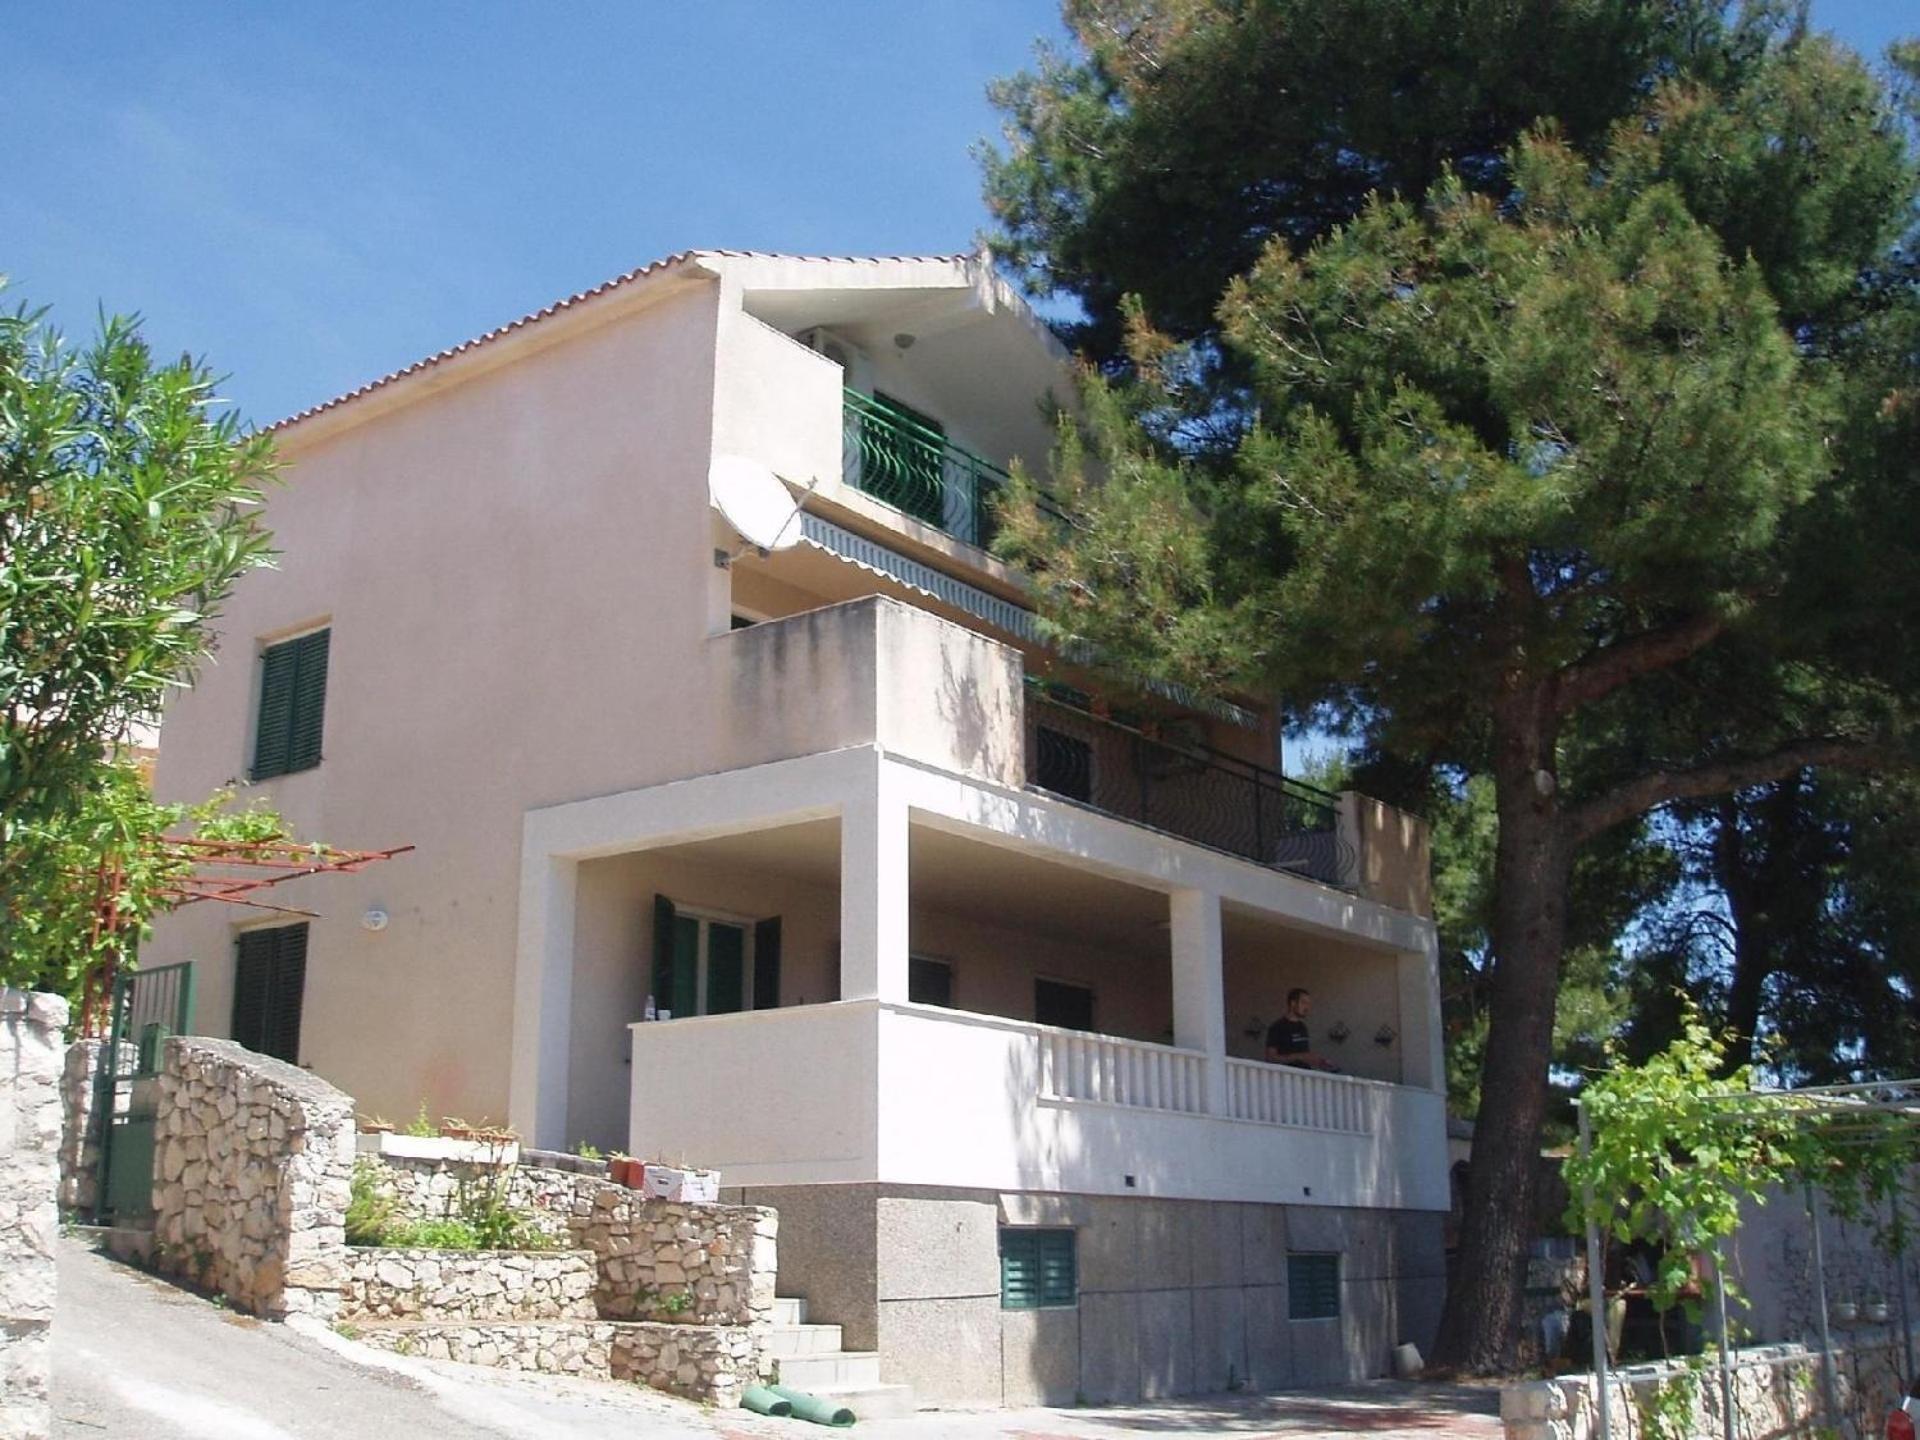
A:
[1574, 1078, 1920, 1439]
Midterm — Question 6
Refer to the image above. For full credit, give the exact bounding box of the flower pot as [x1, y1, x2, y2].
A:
[1833, 1301, 1858, 1326]
[609, 1157, 638, 1187]
[1867, 1302, 1890, 1324]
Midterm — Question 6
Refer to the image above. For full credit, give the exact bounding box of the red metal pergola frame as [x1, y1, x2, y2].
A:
[77, 835, 414, 1035]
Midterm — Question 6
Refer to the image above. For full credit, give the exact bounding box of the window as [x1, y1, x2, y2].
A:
[1034, 977, 1095, 1032]
[1032, 727, 1093, 803]
[252, 627, 330, 780]
[652, 897, 781, 1018]
[231, 923, 308, 1063]
[1288, 1253, 1341, 1321]
[909, 957, 954, 1008]
[1000, 1228, 1076, 1309]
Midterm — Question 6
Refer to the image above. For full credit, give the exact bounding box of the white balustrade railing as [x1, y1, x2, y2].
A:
[1225, 1058, 1373, 1134]
[1038, 1029, 1209, 1116]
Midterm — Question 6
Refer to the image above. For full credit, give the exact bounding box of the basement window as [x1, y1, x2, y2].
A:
[1000, 1228, 1076, 1310]
[1288, 1252, 1341, 1321]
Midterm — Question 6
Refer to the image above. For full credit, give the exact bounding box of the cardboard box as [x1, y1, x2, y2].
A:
[640, 1163, 719, 1204]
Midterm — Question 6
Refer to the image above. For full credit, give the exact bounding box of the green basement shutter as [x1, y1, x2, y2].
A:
[231, 923, 308, 1063]
[753, 917, 782, 1009]
[1287, 1253, 1341, 1320]
[1000, 1228, 1076, 1310]
[252, 628, 329, 780]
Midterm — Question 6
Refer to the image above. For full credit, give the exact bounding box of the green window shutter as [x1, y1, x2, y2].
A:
[753, 917, 782, 1010]
[651, 896, 677, 1012]
[706, 922, 746, 1016]
[252, 628, 329, 779]
[1000, 1229, 1076, 1310]
[266, 923, 308, 1063]
[251, 642, 299, 780]
[286, 629, 329, 772]
[909, 957, 953, 1007]
[231, 930, 274, 1050]
[1287, 1253, 1341, 1320]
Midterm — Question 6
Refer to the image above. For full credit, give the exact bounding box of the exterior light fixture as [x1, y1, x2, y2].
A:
[1327, 1020, 1351, 1045]
[1375, 1024, 1397, 1048]
[362, 908, 389, 932]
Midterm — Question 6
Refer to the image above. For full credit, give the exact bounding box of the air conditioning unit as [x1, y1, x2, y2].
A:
[798, 326, 872, 390]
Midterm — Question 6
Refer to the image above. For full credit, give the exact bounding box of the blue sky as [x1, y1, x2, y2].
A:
[2, 1, 1906, 427]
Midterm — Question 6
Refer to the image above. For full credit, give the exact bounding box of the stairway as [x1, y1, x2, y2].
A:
[762, 1297, 915, 1419]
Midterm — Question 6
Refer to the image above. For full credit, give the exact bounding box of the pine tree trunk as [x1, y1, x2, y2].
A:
[1431, 688, 1573, 1373]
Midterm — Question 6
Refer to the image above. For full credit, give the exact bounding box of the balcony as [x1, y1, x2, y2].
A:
[626, 1001, 1445, 1208]
[1025, 687, 1352, 889]
[841, 389, 1012, 549]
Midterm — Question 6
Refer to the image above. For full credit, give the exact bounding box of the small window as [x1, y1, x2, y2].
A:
[1033, 727, 1094, 803]
[1288, 1253, 1341, 1321]
[1000, 1228, 1076, 1309]
[909, 957, 954, 1008]
[231, 923, 308, 1063]
[1035, 977, 1095, 1032]
[252, 627, 330, 780]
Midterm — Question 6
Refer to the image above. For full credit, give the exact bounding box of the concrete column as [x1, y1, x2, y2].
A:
[1169, 888, 1228, 1115]
[510, 850, 578, 1149]
[839, 771, 910, 1002]
[1396, 925, 1445, 1092]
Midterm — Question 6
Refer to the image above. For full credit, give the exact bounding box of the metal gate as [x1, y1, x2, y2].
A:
[90, 961, 195, 1225]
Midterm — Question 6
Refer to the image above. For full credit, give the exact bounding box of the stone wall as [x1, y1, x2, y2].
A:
[352, 1319, 618, 1375]
[151, 1036, 355, 1319]
[377, 1154, 777, 1326]
[612, 1322, 761, 1407]
[1501, 1336, 1907, 1439]
[0, 988, 69, 1440]
[55, 1038, 106, 1217]
[341, 1248, 597, 1322]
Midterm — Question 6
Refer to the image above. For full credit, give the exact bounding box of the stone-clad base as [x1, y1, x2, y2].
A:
[350, 1318, 761, 1403]
[1, 989, 68, 1440]
[341, 1248, 598, 1322]
[733, 1182, 1449, 1409]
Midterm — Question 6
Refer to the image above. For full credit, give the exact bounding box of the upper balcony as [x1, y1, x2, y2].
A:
[713, 596, 1424, 915]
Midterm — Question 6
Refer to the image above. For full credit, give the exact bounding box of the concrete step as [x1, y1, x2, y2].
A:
[800, 1382, 918, 1421]
[770, 1296, 808, 1326]
[774, 1350, 881, 1389]
[761, 1322, 844, 1358]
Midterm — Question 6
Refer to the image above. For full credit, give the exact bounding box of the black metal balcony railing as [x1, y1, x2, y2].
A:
[1025, 691, 1353, 888]
[844, 390, 1009, 549]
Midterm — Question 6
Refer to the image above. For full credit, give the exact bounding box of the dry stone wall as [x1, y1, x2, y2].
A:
[341, 1248, 597, 1322]
[0, 988, 68, 1440]
[55, 1039, 106, 1217]
[151, 1037, 354, 1319]
[612, 1322, 761, 1407]
[1501, 1336, 1906, 1439]
[353, 1320, 618, 1375]
[375, 1152, 573, 1246]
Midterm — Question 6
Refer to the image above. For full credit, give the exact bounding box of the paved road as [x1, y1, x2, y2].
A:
[50, 1238, 1501, 1440]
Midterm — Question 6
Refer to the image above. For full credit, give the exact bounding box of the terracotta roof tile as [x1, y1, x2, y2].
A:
[268, 249, 978, 435]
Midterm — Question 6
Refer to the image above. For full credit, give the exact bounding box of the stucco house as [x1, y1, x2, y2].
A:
[145, 250, 1449, 1407]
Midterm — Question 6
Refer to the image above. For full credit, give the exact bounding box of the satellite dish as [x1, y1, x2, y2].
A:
[709, 454, 803, 552]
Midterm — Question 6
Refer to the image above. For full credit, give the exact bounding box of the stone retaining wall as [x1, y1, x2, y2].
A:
[612, 1322, 761, 1407]
[342, 1248, 597, 1322]
[1, 988, 68, 1440]
[151, 1037, 355, 1319]
[376, 1155, 777, 1326]
[1501, 1336, 1906, 1439]
[352, 1320, 617, 1375]
[55, 1039, 107, 1217]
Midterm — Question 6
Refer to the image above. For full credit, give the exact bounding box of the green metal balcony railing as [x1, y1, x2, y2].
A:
[842, 390, 1011, 549]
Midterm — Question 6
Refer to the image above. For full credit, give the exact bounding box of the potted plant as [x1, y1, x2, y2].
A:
[1833, 1299, 1858, 1326]
[1866, 1297, 1890, 1324]
[608, 1151, 637, 1187]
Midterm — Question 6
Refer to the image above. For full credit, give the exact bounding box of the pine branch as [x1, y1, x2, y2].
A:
[1566, 739, 1899, 846]
[1552, 612, 1729, 716]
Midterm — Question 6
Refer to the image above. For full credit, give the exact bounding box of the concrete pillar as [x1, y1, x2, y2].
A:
[839, 772, 910, 1002]
[1397, 926, 1446, 1093]
[510, 850, 578, 1149]
[1169, 888, 1228, 1115]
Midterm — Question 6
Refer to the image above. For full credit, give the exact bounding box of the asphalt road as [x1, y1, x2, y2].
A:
[48, 1237, 1500, 1440]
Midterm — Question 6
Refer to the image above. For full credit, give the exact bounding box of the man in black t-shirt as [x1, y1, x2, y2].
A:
[1264, 988, 1338, 1071]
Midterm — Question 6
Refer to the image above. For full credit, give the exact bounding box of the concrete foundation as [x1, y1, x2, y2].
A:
[733, 1182, 1446, 1407]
